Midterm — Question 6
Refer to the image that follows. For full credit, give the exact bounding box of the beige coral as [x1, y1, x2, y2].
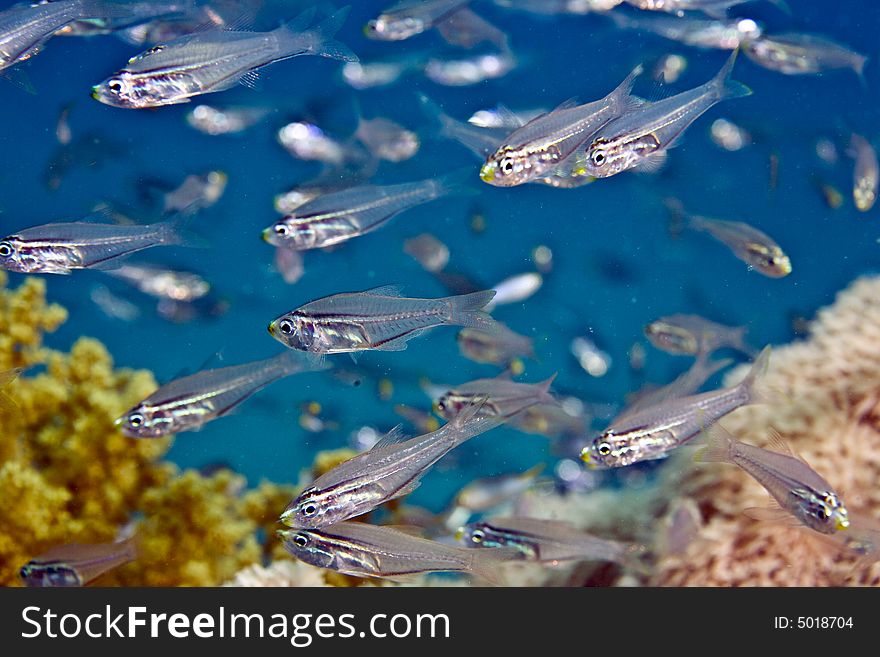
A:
[653, 275, 880, 586]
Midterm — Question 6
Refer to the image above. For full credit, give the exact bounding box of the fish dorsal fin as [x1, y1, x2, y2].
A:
[493, 103, 526, 129]
[371, 424, 411, 450]
[494, 369, 515, 381]
[362, 284, 404, 297]
[552, 97, 579, 112]
[764, 427, 795, 457]
[238, 69, 262, 90]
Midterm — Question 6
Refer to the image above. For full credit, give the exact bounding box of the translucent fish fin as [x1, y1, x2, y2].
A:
[743, 505, 800, 528]
[764, 427, 795, 458]
[362, 284, 404, 297]
[376, 331, 427, 352]
[276, 349, 329, 375]
[444, 290, 499, 332]
[285, 6, 358, 63]
[387, 479, 421, 502]
[371, 424, 411, 450]
[693, 425, 735, 464]
[612, 63, 645, 109]
[436, 8, 508, 51]
[0, 67, 37, 95]
[493, 104, 527, 129]
[237, 69, 262, 90]
[551, 97, 579, 112]
[739, 346, 787, 407]
[713, 49, 752, 102]
[632, 150, 667, 174]
[467, 548, 521, 586]
[154, 207, 209, 249]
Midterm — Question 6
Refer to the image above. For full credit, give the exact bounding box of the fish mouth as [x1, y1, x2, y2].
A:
[90, 85, 101, 100]
[579, 447, 597, 469]
[835, 516, 850, 531]
[260, 227, 274, 244]
[453, 527, 465, 542]
[267, 320, 277, 336]
[479, 164, 496, 183]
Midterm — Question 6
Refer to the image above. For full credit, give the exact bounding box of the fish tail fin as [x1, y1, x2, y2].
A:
[853, 54, 869, 89]
[467, 547, 519, 586]
[535, 374, 560, 406]
[430, 168, 478, 199]
[739, 345, 786, 406]
[443, 290, 500, 332]
[619, 543, 652, 577]
[276, 6, 358, 63]
[154, 207, 207, 248]
[694, 425, 736, 465]
[416, 92, 458, 139]
[713, 49, 752, 102]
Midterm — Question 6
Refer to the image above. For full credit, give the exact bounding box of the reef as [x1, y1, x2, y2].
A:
[0, 272, 288, 586]
[652, 275, 880, 586]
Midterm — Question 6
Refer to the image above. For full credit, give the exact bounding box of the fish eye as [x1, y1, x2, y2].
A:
[278, 319, 294, 335]
[597, 442, 611, 456]
[274, 224, 289, 237]
[302, 503, 318, 517]
[591, 150, 607, 167]
[0, 242, 12, 258]
[128, 413, 144, 428]
[471, 530, 484, 544]
[293, 534, 309, 548]
[108, 78, 124, 93]
[500, 158, 514, 175]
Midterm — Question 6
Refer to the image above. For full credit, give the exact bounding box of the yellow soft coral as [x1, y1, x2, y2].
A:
[0, 273, 293, 586]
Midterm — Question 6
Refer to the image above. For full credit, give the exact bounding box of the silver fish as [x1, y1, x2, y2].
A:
[163, 171, 227, 213]
[623, 0, 777, 18]
[644, 313, 753, 356]
[449, 464, 545, 515]
[58, 1, 197, 37]
[20, 537, 137, 587]
[686, 213, 791, 278]
[116, 350, 326, 438]
[480, 65, 643, 186]
[583, 51, 751, 178]
[581, 346, 773, 469]
[355, 117, 420, 162]
[494, 0, 623, 15]
[105, 263, 210, 301]
[0, 213, 196, 275]
[609, 11, 762, 50]
[91, 8, 356, 108]
[456, 516, 645, 570]
[263, 174, 464, 251]
[277, 121, 353, 165]
[280, 401, 503, 528]
[424, 50, 517, 87]
[847, 134, 878, 212]
[269, 285, 499, 354]
[0, 0, 130, 71]
[90, 283, 141, 322]
[280, 521, 518, 583]
[487, 272, 543, 309]
[434, 376, 557, 421]
[418, 93, 512, 160]
[365, 0, 474, 41]
[457, 323, 535, 365]
[185, 104, 271, 136]
[696, 426, 850, 534]
[404, 233, 450, 273]
[742, 32, 868, 80]
[342, 58, 416, 89]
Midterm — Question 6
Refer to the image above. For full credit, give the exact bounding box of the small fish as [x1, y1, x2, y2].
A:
[450, 464, 545, 516]
[274, 246, 305, 285]
[105, 263, 210, 301]
[55, 103, 73, 145]
[686, 212, 791, 278]
[487, 272, 543, 309]
[116, 350, 326, 438]
[434, 376, 558, 421]
[263, 174, 465, 251]
[185, 104, 270, 136]
[513, 400, 588, 438]
[0, 212, 197, 275]
[277, 121, 356, 165]
[457, 323, 535, 366]
[281, 401, 503, 528]
[355, 117, 420, 162]
[480, 65, 643, 186]
[623, 0, 778, 18]
[58, 1, 197, 37]
[0, 0, 134, 71]
[494, 0, 623, 15]
[571, 336, 611, 377]
[163, 171, 227, 213]
[468, 106, 545, 130]
[341, 58, 415, 89]
[709, 117, 751, 151]
[90, 284, 141, 322]
[365, 0, 474, 42]
[20, 536, 137, 587]
[581, 346, 774, 469]
[644, 313, 753, 356]
[847, 134, 878, 212]
[404, 233, 450, 273]
[423, 50, 517, 86]
[583, 50, 751, 178]
[280, 521, 518, 583]
[742, 33, 868, 80]
[418, 93, 512, 160]
[457, 516, 645, 570]
[610, 11, 762, 50]
[696, 426, 849, 534]
[92, 8, 356, 108]
[269, 286, 499, 355]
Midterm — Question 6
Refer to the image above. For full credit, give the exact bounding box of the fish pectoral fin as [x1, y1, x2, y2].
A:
[632, 150, 668, 174]
[742, 505, 800, 527]
[237, 69, 262, 90]
[388, 479, 421, 502]
[375, 334, 421, 352]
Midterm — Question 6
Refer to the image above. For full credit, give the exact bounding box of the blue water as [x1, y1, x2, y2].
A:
[1, 0, 878, 513]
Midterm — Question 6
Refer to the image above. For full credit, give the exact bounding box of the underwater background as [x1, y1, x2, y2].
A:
[1, 0, 879, 586]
